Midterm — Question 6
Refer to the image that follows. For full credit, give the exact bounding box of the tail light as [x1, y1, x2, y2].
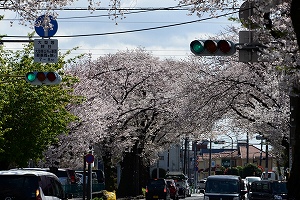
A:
[145, 187, 149, 193]
[164, 186, 167, 193]
[70, 174, 76, 183]
[36, 188, 42, 200]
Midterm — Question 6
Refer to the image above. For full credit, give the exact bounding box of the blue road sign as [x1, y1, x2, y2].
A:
[85, 153, 94, 164]
[35, 15, 58, 37]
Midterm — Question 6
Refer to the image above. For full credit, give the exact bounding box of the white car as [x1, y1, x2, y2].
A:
[198, 178, 207, 190]
[245, 176, 261, 189]
[0, 169, 70, 199]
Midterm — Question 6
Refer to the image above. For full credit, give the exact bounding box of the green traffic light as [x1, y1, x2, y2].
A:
[190, 40, 205, 54]
[26, 72, 36, 82]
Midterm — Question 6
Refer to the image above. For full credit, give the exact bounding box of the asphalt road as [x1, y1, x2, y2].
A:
[73, 193, 204, 200]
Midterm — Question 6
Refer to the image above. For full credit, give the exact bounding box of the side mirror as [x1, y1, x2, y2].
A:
[200, 189, 205, 194]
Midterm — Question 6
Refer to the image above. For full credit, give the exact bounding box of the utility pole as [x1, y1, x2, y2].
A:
[183, 137, 188, 175]
[265, 142, 269, 180]
[246, 132, 249, 164]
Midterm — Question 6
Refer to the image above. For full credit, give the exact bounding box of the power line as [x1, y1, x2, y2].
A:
[1, 9, 241, 39]
[0, 5, 239, 20]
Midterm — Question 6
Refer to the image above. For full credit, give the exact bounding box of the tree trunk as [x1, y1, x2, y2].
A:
[117, 144, 148, 198]
[102, 153, 117, 192]
[117, 151, 137, 198]
[288, 1, 300, 199]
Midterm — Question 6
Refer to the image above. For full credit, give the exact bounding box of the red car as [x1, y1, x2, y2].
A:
[165, 179, 179, 200]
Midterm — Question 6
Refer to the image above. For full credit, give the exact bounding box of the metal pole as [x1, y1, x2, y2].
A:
[193, 141, 197, 193]
[87, 162, 92, 200]
[226, 134, 234, 168]
[183, 137, 188, 175]
[83, 156, 86, 200]
[156, 154, 159, 178]
[246, 132, 249, 164]
[209, 139, 212, 176]
[260, 139, 263, 166]
[264, 142, 269, 180]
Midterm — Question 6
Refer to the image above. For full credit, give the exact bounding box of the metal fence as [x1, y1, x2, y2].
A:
[63, 183, 105, 198]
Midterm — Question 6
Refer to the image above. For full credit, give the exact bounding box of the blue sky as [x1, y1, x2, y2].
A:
[0, 0, 241, 60]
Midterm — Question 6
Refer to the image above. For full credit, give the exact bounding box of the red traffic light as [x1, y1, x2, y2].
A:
[36, 72, 46, 81]
[218, 40, 233, 54]
[190, 40, 236, 56]
[204, 40, 218, 54]
[25, 72, 62, 85]
[47, 72, 58, 82]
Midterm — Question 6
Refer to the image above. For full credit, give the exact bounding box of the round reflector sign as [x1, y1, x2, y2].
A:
[86, 153, 94, 164]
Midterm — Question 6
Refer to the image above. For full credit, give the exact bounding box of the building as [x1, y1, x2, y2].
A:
[197, 142, 276, 179]
[150, 144, 182, 178]
[150, 140, 277, 182]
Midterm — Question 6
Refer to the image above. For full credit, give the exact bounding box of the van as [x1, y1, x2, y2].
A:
[201, 175, 247, 200]
[248, 180, 288, 200]
[0, 169, 71, 200]
[145, 178, 170, 200]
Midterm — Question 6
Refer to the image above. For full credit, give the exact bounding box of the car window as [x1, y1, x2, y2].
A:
[0, 175, 39, 199]
[251, 182, 271, 193]
[272, 182, 288, 194]
[52, 179, 65, 198]
[54, 170, 68, 178]
[206, 179, 239, 194]
[40, 176, 55, 196]
[147, 179, 166, 189]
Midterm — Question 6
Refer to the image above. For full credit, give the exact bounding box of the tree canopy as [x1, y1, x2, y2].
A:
[0, 42, 81, 169]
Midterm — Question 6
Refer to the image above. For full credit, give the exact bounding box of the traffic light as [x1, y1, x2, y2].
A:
[190, 40, 236, 56]
[25, 72, 62, 85]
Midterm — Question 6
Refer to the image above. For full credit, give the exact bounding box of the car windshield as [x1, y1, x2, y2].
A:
[247, 177, 260, 183]
[206, 179, 239, 194]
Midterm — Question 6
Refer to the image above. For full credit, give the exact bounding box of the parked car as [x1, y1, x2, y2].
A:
[165, 179, 179, 200]
[248, 180, 288, 200]
[49, 168, 78, 185]
[201, 175, 247, 200]
[261, 171, 278, 181]
[165, 171, 190, 198]
[75, 171, 98, 184]
[241, 179, 248, 200]
[245, 176, 261, 189]
[175, 179, 191, 198]
[0, 169, 71, 200]
[198, 178, 207, 190]
[10, 167, 78, 185]
[145, 178, 170, 200]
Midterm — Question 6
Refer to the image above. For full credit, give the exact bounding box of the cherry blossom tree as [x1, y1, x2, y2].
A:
[178, 0, 299, 197]
[6, 0, 298, 196]
[50, 48, 202, 196]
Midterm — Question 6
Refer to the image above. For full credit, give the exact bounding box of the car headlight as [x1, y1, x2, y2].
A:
[274, 195, 282, 200]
